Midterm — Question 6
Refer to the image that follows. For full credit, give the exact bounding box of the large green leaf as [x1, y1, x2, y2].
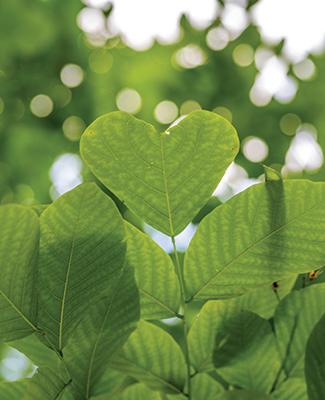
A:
[221, 391, 271, 400]
[64, 264, 139, 400]
[114, 383, 161, 400]
[80, 110, 239, 235]
[274, 284, 325, 378]
[112, 320, 187, 395]
[0, 205, 39, 341]
[125, 222, 180, 319]
[24, 367, 70, 399]
[305, 314, 325, 400]
[213, 310, 280, 392]
[184, 180, 325, 300]
[271, 378, 307, 400]
[190, 373, 224, 399]
[0, 381, 26, 400]
[38, 183, 127, 351]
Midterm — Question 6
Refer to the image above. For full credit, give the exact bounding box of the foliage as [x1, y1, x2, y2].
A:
[0, 110, 324, 398]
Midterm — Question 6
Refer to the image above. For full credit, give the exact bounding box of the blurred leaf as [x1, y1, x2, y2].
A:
[271, 378, 307, 400]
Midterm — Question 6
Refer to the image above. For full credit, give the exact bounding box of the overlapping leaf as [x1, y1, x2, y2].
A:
[274, 284, 325, 378]
[185, 180, 325, 300]
[81, 110, 239, 235]
[64, 264, 139, 400]
[271, 378, 307, 400]
[305, 314, 325, 400]
[125, 222, 180, 319]
[38, 183, 127, 351]
[112, 320, 187, 395]
[0, 205, 39, 341]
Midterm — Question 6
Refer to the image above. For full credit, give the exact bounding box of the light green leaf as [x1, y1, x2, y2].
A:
[38, 183, 127, 351]
[184, 180, 325, 300]
[213, 310, 280, 392]
[24, 367, 70, 400]
[233, 277, 296, 319]
[9, 333, 59, 367]
[125, 222, 180, 319]
[191, 373, 224, 399]
[221, 390, 271, 400]
[80, 110, 239, 235]
[89, 368, 130, 399]
[305, 314, 325, 400]
[112, 320, 187, 395]
[0, 381, 26, 400]
[274, 284, 325, 378]
[115, 383, 161, 400]
[272, 378, 307, 400]
[64, 264, 139, 400]
[188, 300, 241, 373]
[0, 205, 39, 341]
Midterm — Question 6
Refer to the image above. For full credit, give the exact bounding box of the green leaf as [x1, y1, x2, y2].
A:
[0, 381, 26, 400]
[80, 110, 239, 235]
[271, 378, 307, 400]
[38, 183, 127, 351]
[263, 165, 282, 182]
[125, 222, 180, 319]
[213, 310, 281, 392]
[232, 277, 296, 319]
[9, 333, 60, 370]
[64, 264, 139, 400]
[188, 300, 240, 373]
[184, 180, 325, 300]
[112, 320, 187, 395]
[274, 284, 325, 378]
[115, 383, 161, 400]
[89, 368, 130, 399]
[24, 367, 70, 400]
[191, 373, 224, 399]
[305, 314, 325, 400]
[221, 390, 271, 400]
[0, 205, 39, 341]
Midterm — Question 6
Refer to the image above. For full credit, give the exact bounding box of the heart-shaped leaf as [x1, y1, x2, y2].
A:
[80, 110, 239, 235]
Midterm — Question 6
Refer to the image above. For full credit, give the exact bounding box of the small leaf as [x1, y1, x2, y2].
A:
[80, 110, 239, 235]
[38, 183, 127, 351]
[125, 222, 180, 319]
[185, 180, 325, 300]
[274, 284, 325, 378]
[112, 320, 187, 395]
[0, 205, 39, 341]
[213, 310, 281, 392]
[64, 264, 139, 400]
[263, 165, 282, 182]
[305, 314, 325, 400]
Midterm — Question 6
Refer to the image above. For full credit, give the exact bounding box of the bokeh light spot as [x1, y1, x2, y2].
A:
[206, 27, 229, 51]
[232, 44, 254, 67]
[242, 136, 269, 163]
[63, 116, 86, 142]
[60, 64, 84, 88]
[116, 88, 142, 114]
[89, 50, 113, 74]
[213, 106, 233, 122]
[293, 59, 316, 80]
[280, 113, 301, 136]
[175, 45, 206, 69]
[30, 95, 53, 118]
[180, 100, 201, 115]
[154, 100, 178, 124]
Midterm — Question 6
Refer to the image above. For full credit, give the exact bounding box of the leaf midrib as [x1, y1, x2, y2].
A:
[190, 201, 319, 299]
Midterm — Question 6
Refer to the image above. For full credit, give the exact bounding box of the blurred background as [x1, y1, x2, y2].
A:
[1, 0, 325, 383]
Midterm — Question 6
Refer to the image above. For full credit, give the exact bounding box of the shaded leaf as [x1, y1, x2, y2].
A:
[274, 284, 325, 378]
[0, 205, 39, 341]
[112, 320, 187, 395]
[126, 222, 180, 319]
[185, 180, 325, 300]
[81, 110, 238, 235]
[305, 314, 325, 400]
[38, 183, 127, 351]
[272, 378, 307, 400]
[64, 264, 139, 399]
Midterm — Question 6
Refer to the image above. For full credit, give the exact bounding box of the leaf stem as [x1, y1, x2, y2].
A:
[171, 236, 192, 399]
